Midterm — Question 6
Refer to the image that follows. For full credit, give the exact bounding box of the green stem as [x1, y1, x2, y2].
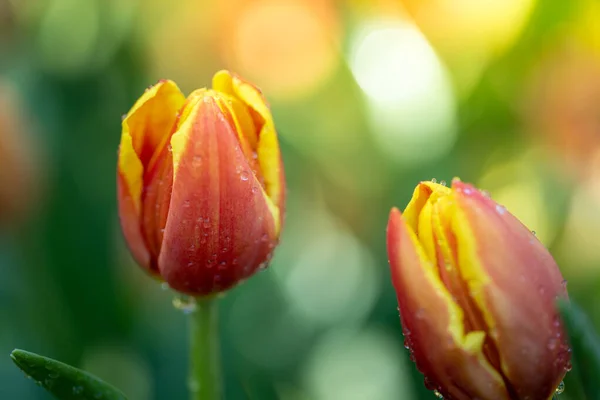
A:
[188, 297, 221, 400]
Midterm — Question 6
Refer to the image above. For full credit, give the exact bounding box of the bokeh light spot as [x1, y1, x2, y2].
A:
[275, 207, 379, 326]
[302, 329, 415, 400]
[226, 0, 339, 99]
[349, 19, 457, 165]
[37, 0, 100, 75]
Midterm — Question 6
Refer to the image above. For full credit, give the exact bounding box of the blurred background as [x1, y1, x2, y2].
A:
[0, 0, 599, 398]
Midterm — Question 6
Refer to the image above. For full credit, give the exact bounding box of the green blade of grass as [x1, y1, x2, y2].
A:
[10, 349, 128, 400]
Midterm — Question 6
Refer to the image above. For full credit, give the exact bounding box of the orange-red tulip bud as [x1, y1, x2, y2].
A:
[117, 71, 285, 296]
[386, 179, 570, 400]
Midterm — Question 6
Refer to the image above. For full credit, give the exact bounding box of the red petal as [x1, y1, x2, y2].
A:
[452, 180, 569, 398]
[158, 96, 278, 296]
[387, 208, 509, 399]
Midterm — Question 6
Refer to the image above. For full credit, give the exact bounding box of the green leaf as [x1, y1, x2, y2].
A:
[558, 299, 600, 399]
[10, 349, 128, 400]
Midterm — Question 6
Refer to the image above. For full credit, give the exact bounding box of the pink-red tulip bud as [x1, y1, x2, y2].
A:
[117, 71, 285, 296]
[386, 179, 570, 400]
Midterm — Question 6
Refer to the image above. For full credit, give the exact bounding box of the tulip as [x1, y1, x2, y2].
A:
[117, 70, 285, 296]
[386, 179, 570, 400]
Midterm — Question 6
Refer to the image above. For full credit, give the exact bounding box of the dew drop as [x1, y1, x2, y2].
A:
[192, 155, 202, 168]
[547, 337, 559, 351]
[433, 390, 444, 399]
[538, 286, 546, 295]
[240, 171, 250, 181]
[161, 282, 169, 291]
[531, 230, 536, 236]
[172, 295, 197, 314]
[555, 381, 565, 394]
[431, 178, 437, 183]
[496, 204, 506, 215]
[439, 180, 447, 186]
[423, 377, 437, 390]
[553, 317, 561, 328]
[183, 200, 191, 208]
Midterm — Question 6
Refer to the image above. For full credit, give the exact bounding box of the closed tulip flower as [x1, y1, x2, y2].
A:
[386, 179, 570, 400]
[117, 70, 285, 296]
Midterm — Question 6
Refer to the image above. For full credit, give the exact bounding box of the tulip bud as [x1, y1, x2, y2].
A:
[386, 179, 570, 400]
[117, 71, 285, 296]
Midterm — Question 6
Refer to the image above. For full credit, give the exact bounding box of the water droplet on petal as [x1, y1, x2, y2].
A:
[161, 282, 169, 291]
[439, 180, 446, 186]
[555, 381, 565, 394]
[240, 171, 250, 181]
[192, 155, 202, 168]
[433, 390, 444, 399]
[431, 178, 437, 183]
[496, 204, 506, 215]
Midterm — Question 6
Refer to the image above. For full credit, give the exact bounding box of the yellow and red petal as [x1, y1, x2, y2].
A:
[158, 96, 278, 296]
[117, 80, 185, 272]
[451, 180, 569, 398]
[117, 170, 150, 272]
[212, 70, 285, 225]
[387, 208, 509, 400]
